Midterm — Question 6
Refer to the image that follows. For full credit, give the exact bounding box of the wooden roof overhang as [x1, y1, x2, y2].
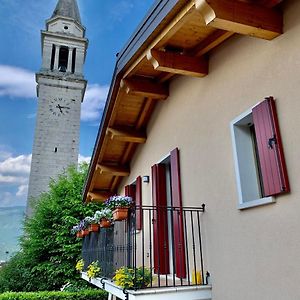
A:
[83, 0, 284, 203]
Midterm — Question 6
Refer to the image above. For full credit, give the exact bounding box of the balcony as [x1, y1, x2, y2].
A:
[81, 205, 211, 300]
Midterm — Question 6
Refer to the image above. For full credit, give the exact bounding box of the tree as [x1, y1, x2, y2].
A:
[0, 164, 101, 292]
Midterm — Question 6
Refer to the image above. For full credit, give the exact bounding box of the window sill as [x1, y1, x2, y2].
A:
[238, 196, 276, 210]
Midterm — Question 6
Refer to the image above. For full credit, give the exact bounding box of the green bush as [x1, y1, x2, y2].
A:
[0, 290, 107, 300]
[0, 164, 103, 292]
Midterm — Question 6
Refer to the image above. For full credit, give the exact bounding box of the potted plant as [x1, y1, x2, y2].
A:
[85, 216, 99, 232]
[105, 195, 133, 221]
[113, 266, 151, 289]
[79, 219, 89, 236]
[87, 261, 101, 280]
[94, 208, 113, 228]
[71, 224, 83, 238]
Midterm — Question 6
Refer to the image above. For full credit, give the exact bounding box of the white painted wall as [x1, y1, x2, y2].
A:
[118, 1, 300, 299]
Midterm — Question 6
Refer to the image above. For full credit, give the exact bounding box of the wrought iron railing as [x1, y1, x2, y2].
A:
[82, 205, 207, 289]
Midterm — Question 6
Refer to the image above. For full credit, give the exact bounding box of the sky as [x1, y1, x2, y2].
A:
[0, 0, 155, 208]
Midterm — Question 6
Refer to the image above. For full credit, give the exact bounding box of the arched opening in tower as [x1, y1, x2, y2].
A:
[58, 46, 69, 72]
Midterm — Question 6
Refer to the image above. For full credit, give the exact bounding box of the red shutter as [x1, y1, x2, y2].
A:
[125, 184, 136, 199]
[151, 164, 170, 275]
[170, 148, 186, 278]
[252, 97, 290, 197]
[125, 185, 129, 196]
[124, 184, 136, 232]
[135, 176, 143, 230]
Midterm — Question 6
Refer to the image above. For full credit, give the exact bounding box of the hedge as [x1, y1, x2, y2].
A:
[0, 290, 107, 300]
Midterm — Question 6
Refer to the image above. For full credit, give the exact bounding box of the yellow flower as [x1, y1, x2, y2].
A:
[75, 259, 84, 272]
[87, 261, 101, 279]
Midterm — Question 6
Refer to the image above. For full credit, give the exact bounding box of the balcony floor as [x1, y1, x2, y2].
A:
[81, 272, 212, 300]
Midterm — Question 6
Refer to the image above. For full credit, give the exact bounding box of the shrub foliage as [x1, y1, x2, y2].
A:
[0, 290, 107, 300]
[0, 164, 102, 292]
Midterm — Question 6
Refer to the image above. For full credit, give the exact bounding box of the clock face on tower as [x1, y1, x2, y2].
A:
[49, 97, 71, 116]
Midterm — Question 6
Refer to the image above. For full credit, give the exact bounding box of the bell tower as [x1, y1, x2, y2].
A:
[26, 0, 88, 216]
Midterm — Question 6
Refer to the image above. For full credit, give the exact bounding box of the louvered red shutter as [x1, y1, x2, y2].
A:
[151, 164, 170, 275]
[135, 176, 142, 230]
[170, 148, 186, 278]
[125, 185, 130, 196]
[125, 184, 136, 199]
[252, 97, 290, 197]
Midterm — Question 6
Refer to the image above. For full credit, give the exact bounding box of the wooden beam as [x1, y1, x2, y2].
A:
[195, 0, 283, 40]
[106, 127, 147, 144]
[147, 49, 208, 77]
[121, 77, 169, 100]
[96, 164, 130, 177]
[190, 29, 234, 57]
[123, 1, 195, 79]
[87, 191, 112, 203]
[240, 0, 283, 8]
[258, 0, 283, 8]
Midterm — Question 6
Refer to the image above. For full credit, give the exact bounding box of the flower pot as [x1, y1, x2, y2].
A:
[76, 231, 83, 238]
[100, 218, 111, 228]
[113, 207, 129, 221]
[88, 224, 99, 232]
[81, 229, 89, 236]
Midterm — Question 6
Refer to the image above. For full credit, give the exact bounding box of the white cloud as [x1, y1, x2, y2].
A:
[81, 84, 109, 122]
[16, 185, 28, 197]
[78, 154, 91, 164]
[0, 150, 11, 161]
[0, 153, 31, 207]
[0, 65, 36, 99]
[0, 154, 32, 175]
[0, 190, 27, 208]
[0, 175, 28, 185]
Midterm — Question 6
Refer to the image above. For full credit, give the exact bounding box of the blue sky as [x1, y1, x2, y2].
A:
[0, 0, 155, 208]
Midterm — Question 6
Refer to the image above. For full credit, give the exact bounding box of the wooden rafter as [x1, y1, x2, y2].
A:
[121, 77, 169, 100]
[259, 0, 283, 8]
[195, 0, 283, 40]
[87, 191, 112, 202]
[123, 1, 195, 79]
[147, 49, 208, 77]
[106, 127, 147, 144]
[241, 0, 283, 8]
[96, 164, 130, 177]
[190, 29, 234, 56]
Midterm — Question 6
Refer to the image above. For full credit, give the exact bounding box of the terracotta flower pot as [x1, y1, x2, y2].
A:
[76, 231, 83, 238]
[100, 218, 111, 228]
[89, 223, 99, 232]
[81, 229, 89, 236]
[113, 207, 129, 221]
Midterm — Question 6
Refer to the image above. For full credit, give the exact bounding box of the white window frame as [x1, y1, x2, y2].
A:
[230, 106, 276, 210]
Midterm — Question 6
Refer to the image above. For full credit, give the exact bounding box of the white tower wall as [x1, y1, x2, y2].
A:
[26, 0, 88, 216]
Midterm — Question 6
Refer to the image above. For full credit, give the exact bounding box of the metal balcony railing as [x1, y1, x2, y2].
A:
[82, 205, 207, 289]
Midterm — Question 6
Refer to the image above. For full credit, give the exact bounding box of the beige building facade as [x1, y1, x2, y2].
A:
[83, 1, 300, 299]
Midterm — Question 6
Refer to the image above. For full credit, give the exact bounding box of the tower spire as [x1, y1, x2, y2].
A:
[52, 0, 81, 24]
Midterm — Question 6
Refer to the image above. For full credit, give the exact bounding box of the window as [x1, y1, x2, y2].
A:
[50, 45, 55, 71]
[151, 148, 186, 278]
[58, 46, 69, 72]
[72, 48, 76, 74]
[231, 97, 289, 209]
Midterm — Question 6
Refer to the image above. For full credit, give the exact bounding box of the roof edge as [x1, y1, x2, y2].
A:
[83, 0, 181, 202]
